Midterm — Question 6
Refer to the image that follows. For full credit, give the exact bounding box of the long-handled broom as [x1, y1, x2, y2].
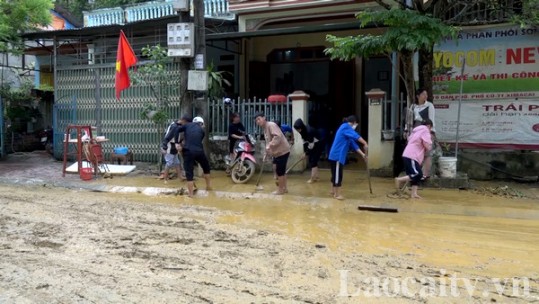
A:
[274, 157, 304, 186]
[365, 156, 373, 194]
[254, 155, 267, 191]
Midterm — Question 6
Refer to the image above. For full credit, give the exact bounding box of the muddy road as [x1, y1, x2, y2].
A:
[0, 183, 538, 303]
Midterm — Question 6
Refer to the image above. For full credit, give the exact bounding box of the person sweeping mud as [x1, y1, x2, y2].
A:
[328, 115, 368, 200]
[293, 118, 324, 183]
[255, 113, 290, 195]
[162, 116, 212, 198]
[394, 119, 433, 199]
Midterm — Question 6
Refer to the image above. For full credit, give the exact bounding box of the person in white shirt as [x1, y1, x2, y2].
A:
[405, 88, 436, 179]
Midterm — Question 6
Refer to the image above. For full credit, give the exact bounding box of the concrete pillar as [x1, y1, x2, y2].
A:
[365, 88, 394, 170]
[288, 90, 309, 172]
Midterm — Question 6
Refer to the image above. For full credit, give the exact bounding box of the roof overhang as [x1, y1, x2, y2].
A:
[206, 21, 361, 41]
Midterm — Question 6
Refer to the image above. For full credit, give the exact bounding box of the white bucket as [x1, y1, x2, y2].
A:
[438, 157, 457, 178]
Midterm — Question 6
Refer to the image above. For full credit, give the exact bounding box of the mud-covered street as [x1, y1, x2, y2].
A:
[1, 182, 538, 303]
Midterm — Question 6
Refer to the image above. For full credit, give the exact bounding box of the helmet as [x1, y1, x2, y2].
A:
[193, 116, 204, 126]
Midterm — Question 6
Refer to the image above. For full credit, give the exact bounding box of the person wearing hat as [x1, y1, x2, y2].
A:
[162, 115, 212, 198]
[328, 115, 368, 200]
[255, 113, 290, 195]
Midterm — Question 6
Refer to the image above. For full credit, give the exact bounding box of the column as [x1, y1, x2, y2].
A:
[366, 88, 394, 170]
[288, 90, 309, 172]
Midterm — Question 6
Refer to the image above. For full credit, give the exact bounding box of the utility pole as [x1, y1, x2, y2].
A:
[193, 0, 206, 117]
[192, 0, 209, 151]
[178, 0, 206, 118]
[178, 7, 191, 117]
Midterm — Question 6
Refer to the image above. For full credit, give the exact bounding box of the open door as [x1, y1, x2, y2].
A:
[249, 61, 270, 98]
[329, 59, 355, 131]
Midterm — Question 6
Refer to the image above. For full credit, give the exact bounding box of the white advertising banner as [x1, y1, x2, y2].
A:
[433, 25, 539, 149]
[436, 100, 539, 149]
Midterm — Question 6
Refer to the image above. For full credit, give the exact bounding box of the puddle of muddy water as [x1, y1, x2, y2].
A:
[100, 173, 539, 279]
[125, 190, 539, 281]
[220, 199, 539, 277]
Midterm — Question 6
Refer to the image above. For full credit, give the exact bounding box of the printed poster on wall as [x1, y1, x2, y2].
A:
[433, 25, 539, 149]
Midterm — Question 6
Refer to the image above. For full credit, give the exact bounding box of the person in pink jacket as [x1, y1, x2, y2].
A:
[395, 119, 433, 199]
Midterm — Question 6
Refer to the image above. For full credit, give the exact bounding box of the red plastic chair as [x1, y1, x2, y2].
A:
[84, 139, 109, 175]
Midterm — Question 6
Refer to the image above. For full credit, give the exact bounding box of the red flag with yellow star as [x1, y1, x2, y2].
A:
[115, 30, 137, 100]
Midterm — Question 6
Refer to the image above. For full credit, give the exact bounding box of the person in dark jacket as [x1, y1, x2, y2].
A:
[162, 115, 211, 198]
[228, 112, 245, 161]
[293, 118, 325, 183]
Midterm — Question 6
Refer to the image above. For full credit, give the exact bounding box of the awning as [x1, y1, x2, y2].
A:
[22, 15, 237, 40]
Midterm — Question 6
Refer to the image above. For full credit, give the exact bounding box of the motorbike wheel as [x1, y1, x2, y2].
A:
[231, 159, 256, 184]
[45, 141, 53, 155]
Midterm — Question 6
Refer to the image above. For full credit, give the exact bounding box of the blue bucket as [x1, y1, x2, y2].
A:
[114, 147, 128, 155]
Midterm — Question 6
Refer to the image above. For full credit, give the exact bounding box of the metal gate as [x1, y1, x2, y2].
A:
[207, 97, 292, 138]
[0, 95, 3, 158]
[54, 63, 181, 162]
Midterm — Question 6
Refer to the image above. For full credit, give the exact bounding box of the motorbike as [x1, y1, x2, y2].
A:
[39, 127, 53, 154]
[225, 134, 257, 184]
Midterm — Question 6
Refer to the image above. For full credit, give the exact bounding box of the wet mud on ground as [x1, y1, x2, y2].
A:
[1, 182, 538, 303]
[1, 152, 539, 302]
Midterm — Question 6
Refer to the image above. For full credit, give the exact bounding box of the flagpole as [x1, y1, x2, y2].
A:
[94, 69, 101, 135]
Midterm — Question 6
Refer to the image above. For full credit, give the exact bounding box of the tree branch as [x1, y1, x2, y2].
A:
[413, 0, 425, 12]
[422, 0, 443, 12]
[374, 0, 392, 10]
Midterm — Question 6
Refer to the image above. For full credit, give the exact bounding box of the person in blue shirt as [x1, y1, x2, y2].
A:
[328, 115, 368, 200]
[273, 120, 295, 145]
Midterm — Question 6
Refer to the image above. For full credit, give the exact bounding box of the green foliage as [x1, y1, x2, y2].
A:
[0, 0, 53, 53]
[0, 81, 35, 109]
[325, 8, 459, 60]
[131, 44, 177, 126]
[0, 81, 41, 132]
[325, 8, 459, 102]
[513, 0, 539, 26]
[325, 34, 390, 61]
[38, 84, 54, 92]
[207, 62, 232, 101]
